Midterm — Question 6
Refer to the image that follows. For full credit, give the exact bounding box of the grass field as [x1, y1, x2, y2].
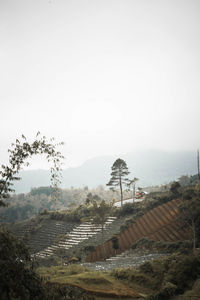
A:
[37, 251, 200, 299]
[37, 264, 144, 299]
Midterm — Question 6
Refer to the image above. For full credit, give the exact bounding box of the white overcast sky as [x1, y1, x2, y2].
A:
[0, 0, 200, 168]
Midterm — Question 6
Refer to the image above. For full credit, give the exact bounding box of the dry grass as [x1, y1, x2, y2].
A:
[37, 264, 141, 298]
[38, 252, 200, 299]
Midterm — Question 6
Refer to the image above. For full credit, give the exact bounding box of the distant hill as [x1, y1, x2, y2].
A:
[13, 150, 197, 193]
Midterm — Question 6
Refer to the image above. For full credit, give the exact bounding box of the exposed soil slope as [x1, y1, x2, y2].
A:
[86, 199, 189, 262]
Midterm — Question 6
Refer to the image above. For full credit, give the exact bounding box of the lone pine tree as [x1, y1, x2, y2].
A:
[107, 158, 130, 206]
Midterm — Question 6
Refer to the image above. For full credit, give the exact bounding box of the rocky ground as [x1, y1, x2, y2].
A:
[81, 248, 167, 271]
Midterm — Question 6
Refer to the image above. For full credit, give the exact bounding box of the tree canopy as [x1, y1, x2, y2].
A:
[127, 177, 139, 202]
[107, 158, 130, 206]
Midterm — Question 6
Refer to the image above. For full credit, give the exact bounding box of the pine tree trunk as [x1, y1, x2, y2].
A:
[133, 184, 135, 203]
[119, 176, 123, 206]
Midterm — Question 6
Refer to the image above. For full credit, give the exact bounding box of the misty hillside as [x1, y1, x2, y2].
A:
[12, 150, 197, 193]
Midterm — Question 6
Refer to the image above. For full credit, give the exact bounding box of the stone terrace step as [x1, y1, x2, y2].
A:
[34, 217, 118, 259]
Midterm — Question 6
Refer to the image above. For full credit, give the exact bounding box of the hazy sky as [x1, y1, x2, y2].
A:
[0, 0, 200, 169]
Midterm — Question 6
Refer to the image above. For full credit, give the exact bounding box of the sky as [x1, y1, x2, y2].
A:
[0, 0, 200, 169]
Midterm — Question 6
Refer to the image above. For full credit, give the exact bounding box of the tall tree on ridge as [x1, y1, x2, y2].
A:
[107, 158, 130, 206]
[127, 177, 139, 203]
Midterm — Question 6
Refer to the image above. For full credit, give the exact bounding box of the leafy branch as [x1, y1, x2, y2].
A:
[0, 132, 64, 206]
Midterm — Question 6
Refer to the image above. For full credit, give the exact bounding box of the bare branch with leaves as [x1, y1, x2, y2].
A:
[0, 132, 64, 206]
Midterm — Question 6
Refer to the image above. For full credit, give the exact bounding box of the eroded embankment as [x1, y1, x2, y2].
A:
[86, 198, 189, 262]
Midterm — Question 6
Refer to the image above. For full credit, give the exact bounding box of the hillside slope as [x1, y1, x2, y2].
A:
[86, 198, 189, 262]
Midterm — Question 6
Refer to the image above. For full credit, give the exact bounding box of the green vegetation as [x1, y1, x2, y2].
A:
[0, 186, 118, 223]
[170, 181, 181, 197]
[1, 134, 200, 299]
[177, 186, 200, 250]
[48, 200, 115, 224]
[111, 235, 119, 254]
[117, 192, 174, 232]
[111, 252, 200, 299]
[0, 228, 46, 300]
[36, 251, 200, 299]
[37, 264, 140, 298]
[85, 193, 101, 205]
[131, 237, 192, 253]
[30, 186, 53, 196]
[91, 200, 112, 259]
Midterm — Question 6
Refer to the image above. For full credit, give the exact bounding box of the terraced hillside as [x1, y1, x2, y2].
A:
[86, 198, 189, 262]
[33, 217, 120, 259]
[10, 214, 126, 261]
[11, 216, 78, 254]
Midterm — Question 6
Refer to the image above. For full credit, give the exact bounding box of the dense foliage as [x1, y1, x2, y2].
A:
[0, 228, 46, 300]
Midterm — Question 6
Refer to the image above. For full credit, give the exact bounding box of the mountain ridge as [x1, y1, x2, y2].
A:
[13, 150, 197, 193]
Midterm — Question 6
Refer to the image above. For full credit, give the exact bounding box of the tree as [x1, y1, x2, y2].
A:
[127, 177, 139, 203]
[178, 175, 191, 187]
[85, 193, 101, 205]
[107, 158, 130, 206]
[0, 132, 64, 207]
[177, 188, 200, 251]
[111, 235, 119, 255]
[0, 228, 46, 300]
[170, 181, 181, 197]
[91, 200, 112, 259]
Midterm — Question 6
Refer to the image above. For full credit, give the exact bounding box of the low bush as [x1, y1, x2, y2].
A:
[145, 253, 200, 298]
[44, 282, 95, 300]
[139, 261, 153, 274]
[131, 237, 192, 253]
[111, 267, 159, 290]
[117, 203, 140, 217]
[84, 245, 96, 253]
[165, 254, 200, 292]
[147, 282, 177, 300]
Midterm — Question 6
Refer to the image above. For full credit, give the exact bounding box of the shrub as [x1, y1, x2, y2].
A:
[84, 245, 96, 253]
[131, 237, 192, 253]
[44, 282, 95, 300]
[139, 261, 153, 274]
[165, 254, 200, 292]
[117, 203, 137, 216]
[147, 282, 177, 300]
[111, 267, 158, 289]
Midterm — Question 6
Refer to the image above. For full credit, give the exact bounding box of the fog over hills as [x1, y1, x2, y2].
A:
[13, 150, 197, 193]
